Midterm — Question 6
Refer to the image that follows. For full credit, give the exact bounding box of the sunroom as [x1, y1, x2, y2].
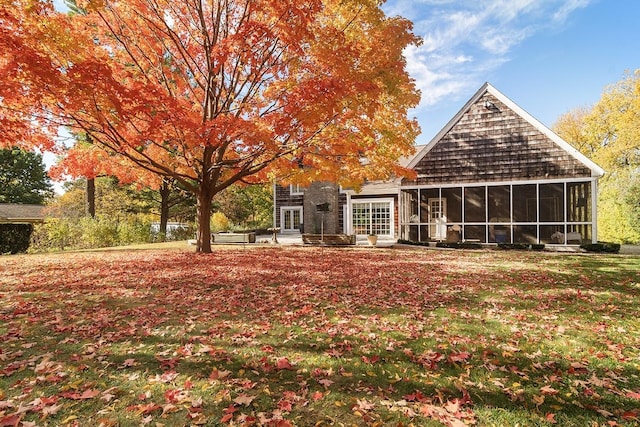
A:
[397, 83, 604, 245]
[399, 179, 596, 245]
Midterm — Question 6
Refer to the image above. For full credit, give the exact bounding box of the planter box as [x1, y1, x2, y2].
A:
[302, 234, 356, 245]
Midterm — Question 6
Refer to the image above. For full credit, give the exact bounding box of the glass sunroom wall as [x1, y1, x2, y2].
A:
[512, 184, 537, 223]
[463, 186, 486, 242]
[512, 184, 538, 244]
[567, 182, 592, 223]
[464, 187, 486, 222]
[400, 190, 418, 241]
[464, 225, 487, 243]
[488, 186, 511, 243]
[514, 225, 538, 244]
[420, 188, 439, 241]
[539, 183, 564, 244]
[442, 187, 463, 223]
[567, 181, 593, 244]
[442, 187, 462, 242]
[420, 189, 438, 223]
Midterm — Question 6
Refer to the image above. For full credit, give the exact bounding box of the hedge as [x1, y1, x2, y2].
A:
[0, 223, 34, 254]
[580, 242, 621, 253]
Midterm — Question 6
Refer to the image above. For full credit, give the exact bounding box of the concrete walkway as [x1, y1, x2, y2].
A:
[256, 232, 397, 247]
[252, 233, 640, 254]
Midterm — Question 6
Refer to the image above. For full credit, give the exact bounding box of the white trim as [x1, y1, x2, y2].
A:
[592, 178, 599, 243]
[279, 206, 303, 233]
[403, 176, 595, 190]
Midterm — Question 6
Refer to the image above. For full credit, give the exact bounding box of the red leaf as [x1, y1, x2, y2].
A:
[0, 414, 21, 427]
[278, 399, 293, 412]
[448, 351, 471, 363]
[276, 357, 293, 370]
[626, 391, 640, 400]
[126, 402, 161, 415]
[220, 404, 236, 423]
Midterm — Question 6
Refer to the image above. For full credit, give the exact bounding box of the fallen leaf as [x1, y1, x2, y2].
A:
[276, 357, 293, 370]
[233, 394, 255, 406]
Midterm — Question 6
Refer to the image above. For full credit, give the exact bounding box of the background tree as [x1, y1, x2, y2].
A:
[553, 70, 640, 243]
[214, 184, 273, 230]
[35, 176, 195, 250]
[0, 148, 54, 204]
[1, 0, 421, 253]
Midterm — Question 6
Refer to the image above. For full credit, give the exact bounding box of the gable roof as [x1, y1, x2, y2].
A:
[0, 204, 46, 223]
[407, 82, 605, 178]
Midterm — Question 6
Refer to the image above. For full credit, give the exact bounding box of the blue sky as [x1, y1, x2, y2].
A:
[383, 0, 640, 144]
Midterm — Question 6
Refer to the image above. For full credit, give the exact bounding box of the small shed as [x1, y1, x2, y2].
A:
[0, 204, 46, 224]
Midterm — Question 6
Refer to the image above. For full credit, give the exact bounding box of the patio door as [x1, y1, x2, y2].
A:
[280, 207, 302, 232]
[428, 198, 447, 240]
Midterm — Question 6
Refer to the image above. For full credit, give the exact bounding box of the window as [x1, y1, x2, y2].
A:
[352, 199, 393, 236]
[289, 184, 303, 196]
[464, 187, 486, 222]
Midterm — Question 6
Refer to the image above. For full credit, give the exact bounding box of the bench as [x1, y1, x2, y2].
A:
[302, 233, 356, 245]
[213, 232, 256, 244]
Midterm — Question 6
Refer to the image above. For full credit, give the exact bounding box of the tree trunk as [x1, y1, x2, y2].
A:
[86, 177, 95, 218]
[159, 179, 171, 242]
[196, 186, 213, 253]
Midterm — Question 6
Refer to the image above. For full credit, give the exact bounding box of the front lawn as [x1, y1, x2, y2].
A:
[1, 246, 639, 426]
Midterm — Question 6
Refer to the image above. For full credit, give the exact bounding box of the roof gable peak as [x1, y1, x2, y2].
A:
[408, 83, 604, 178]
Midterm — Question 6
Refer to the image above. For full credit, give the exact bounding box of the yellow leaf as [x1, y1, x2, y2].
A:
[532, 394, 545, 407]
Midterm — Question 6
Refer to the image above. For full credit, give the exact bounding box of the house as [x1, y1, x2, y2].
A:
[274, 83, 604, 245]
[0, 203, 46, 224]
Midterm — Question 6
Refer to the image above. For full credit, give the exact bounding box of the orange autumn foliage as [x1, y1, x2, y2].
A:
[0, 0, 421, 252]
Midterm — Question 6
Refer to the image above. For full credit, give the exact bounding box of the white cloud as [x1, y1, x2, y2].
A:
[553, 0, 591, 22]
[385, 0, 594, 111]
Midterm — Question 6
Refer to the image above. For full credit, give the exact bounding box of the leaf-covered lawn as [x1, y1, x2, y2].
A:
[1, 246, 639, 426]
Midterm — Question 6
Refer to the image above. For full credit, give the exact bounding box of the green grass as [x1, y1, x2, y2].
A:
[1, 246, 639, 426]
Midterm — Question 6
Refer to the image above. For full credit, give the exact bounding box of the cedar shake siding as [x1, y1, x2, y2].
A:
[274, 83, 603, 244]
[408, 92, 592, 186]
[275, 184, 304, 210]
[399, 83, 603, 245]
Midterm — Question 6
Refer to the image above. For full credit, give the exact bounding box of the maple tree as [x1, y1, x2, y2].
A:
[0, 0, 420, 252]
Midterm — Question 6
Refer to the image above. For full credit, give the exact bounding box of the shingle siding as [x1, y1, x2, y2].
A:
[408, 94, 592, 185]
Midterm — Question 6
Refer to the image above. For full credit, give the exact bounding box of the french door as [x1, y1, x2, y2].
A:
[280, 207, 302, 232]
[428, 198, 447, 240]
